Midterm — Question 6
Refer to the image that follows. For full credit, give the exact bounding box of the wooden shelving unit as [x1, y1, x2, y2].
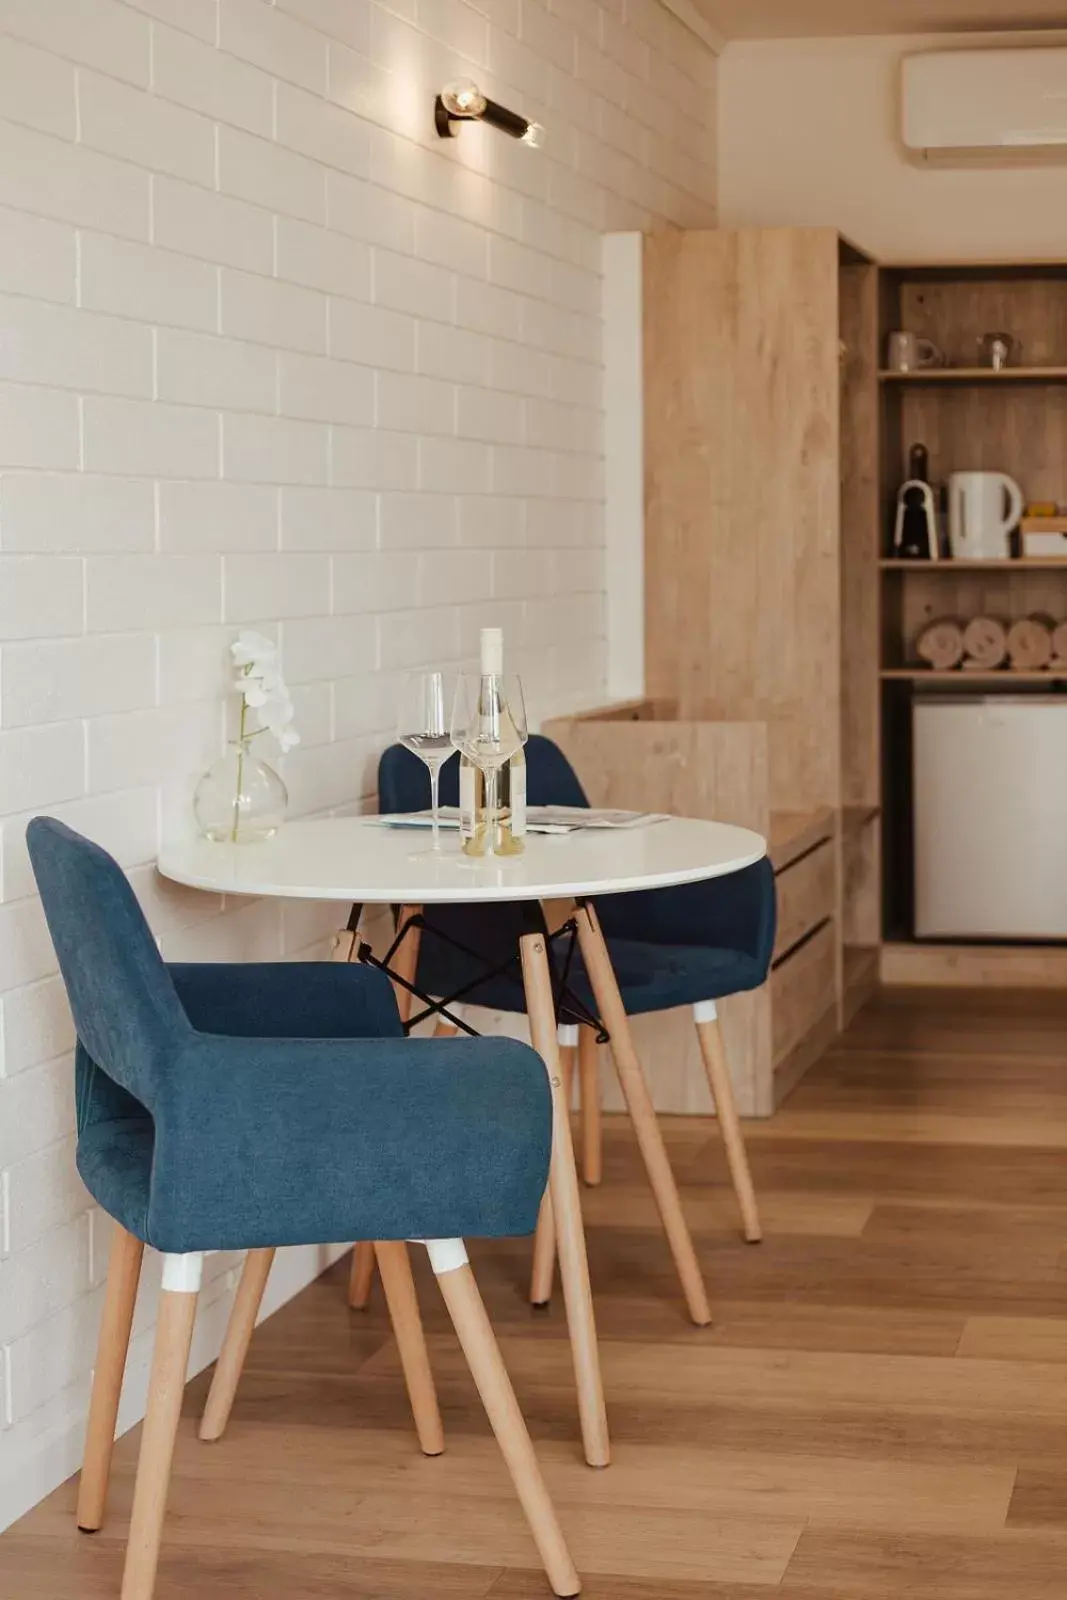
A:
[877, 258, 1067, 980]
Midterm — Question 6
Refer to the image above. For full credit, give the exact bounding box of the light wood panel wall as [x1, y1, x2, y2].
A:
[643, 227, 843, 814]
[545, 715, 770, 836]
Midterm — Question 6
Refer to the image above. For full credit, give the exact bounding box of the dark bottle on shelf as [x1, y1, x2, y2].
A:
[908, 443, 929, 483]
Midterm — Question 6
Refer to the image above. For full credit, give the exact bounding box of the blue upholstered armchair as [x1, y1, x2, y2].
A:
[26, 817, 578, 1600]
[379, 736, 775, 1246]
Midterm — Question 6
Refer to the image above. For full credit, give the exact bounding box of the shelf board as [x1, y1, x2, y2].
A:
[881, 669, 1067, 684]
[879, 367, 1067, 383]
[880, 558, 1067, 571]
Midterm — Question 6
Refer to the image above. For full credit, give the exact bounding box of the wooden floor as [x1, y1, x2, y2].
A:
[7, 985, 1067, 1597]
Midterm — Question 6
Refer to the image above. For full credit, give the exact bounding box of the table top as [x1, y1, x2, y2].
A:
[157, 816, 767, 905]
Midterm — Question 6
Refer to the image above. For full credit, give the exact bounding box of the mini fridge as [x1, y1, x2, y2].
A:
[914, 696, 1067, 939]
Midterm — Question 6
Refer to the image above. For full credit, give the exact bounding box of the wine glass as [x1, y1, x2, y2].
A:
[396, 670, 451, 852]
[450, 673, 526, 767]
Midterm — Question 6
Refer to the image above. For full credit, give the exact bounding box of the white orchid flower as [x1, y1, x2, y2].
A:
[259, 696, 295, 732]
[229, 629, 299, 756]
[231, 630, 277, 668]
[243, 671, 283, 707]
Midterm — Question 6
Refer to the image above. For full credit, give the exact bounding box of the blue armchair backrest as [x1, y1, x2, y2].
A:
[379, 733, 590, 813]
[27, 818, 191, 1112]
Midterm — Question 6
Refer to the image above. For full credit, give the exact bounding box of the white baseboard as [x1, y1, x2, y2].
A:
[0, 1241, 348, 1534]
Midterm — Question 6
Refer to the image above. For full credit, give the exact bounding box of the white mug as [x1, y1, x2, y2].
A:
[948, 471, 1024, 561]
[887, 331, 943, 372]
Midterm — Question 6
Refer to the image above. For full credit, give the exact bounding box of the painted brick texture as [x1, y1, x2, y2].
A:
[0, 0, 716, 1528]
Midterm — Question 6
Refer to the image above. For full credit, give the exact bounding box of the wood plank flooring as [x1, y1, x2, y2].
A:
[6, 985, 1067, 1596]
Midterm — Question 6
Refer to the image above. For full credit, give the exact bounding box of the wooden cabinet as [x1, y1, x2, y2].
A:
[644, 227, 844, 813]
[638, 226, 881, 1106]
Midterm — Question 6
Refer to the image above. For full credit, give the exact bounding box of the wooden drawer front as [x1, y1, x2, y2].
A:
[773, 841, 835, 963]
[771, 920, 836, 1063]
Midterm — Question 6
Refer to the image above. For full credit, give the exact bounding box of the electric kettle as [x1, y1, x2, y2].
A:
[948, 472, 1024, 561]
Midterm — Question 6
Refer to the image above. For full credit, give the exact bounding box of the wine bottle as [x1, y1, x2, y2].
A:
[459, 628, 526, 858]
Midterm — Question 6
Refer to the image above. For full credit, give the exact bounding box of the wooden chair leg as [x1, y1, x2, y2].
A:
[529, 1191, 557, 1308]
[694, 1003, 762, 1243]
[348, 906, 426, 1311]
[120, 1256, 200, 1600]
[521, 929, 610, 1468]
[391, 904, 424, 1026]
[433, 1019, 459, 1037]
[577, 1027, 602, 1188]
[574, 903, 712, 1328]
[77, 1224, 144, 1533]
[374, 1241, 445, 1456]
[199, 1248, 275, 1443]
[529, 1027, 576, 1308]
[348, 1241, 377, 1310]
[429, 1241, 580, 1598]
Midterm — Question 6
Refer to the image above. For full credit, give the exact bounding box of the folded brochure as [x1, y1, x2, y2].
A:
[374, 805, 670, 835]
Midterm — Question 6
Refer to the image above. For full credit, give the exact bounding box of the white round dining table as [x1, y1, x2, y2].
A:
[157, 815, 766, 906]
[158, 814, 767, 1472]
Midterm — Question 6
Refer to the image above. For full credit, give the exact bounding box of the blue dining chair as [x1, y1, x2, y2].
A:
[378, 736, 774, 1247]
[26, 818, 579, 1600]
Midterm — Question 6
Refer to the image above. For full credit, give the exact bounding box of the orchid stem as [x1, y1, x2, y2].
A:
[231, 692, 248, 844]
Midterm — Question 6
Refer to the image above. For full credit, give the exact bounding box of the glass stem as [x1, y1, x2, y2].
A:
[429, 760, 441, 852]
[485, 763, 499, 852]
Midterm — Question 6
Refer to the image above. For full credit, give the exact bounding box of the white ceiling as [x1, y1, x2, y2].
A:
[699, 0, 1067, 41]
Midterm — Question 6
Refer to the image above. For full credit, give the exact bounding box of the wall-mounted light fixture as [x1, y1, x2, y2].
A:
[435, 80, 544, 148]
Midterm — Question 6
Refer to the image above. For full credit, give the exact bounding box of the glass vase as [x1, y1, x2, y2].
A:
[194, 740, 288, 844]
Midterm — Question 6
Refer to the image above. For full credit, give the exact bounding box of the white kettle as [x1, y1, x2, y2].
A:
[948, 471, 1023, 561]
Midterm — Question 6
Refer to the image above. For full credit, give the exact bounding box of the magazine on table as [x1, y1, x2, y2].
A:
[374, 806, 671, 835]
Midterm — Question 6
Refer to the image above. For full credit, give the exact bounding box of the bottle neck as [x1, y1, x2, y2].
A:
[479, 627, 504, 675]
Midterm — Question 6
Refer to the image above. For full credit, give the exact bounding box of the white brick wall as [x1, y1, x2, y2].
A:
[0, 0, 716, 1530]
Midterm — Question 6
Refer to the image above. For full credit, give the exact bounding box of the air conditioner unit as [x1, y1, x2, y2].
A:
[902, 47, 1067, 165]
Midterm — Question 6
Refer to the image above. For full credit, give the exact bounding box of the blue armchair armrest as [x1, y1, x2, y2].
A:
[144, 1033, 551, 1254]
[169, 961, 403, 1041]
[595, 857, 776, 970]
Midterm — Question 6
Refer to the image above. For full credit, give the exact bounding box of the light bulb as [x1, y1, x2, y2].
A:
[521, 120, 545, 149]
[441, 79, 487, 118]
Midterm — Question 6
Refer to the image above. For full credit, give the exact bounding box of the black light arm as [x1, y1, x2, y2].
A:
[435, 81, 543, 147]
